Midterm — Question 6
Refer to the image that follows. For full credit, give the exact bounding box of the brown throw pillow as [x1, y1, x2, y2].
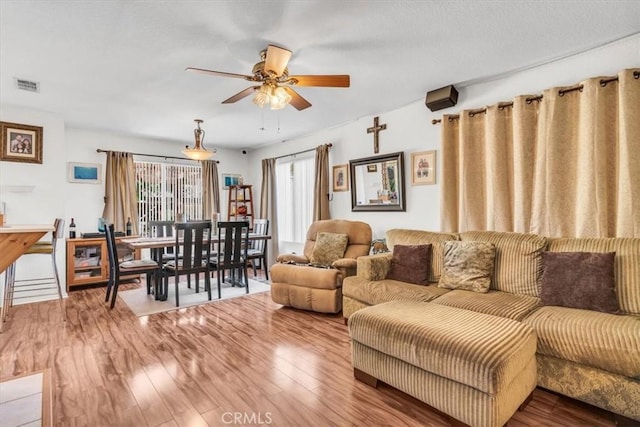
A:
[309, 232, 349, 265]
[438, 241, 496, 293]
[540, 251, 618, 314]
[386, 244, 432, 285]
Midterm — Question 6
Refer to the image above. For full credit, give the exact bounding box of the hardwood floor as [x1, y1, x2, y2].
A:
[0, 274, 636, 427]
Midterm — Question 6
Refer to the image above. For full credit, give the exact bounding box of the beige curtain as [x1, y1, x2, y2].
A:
[313, 144, 331, 221]
[441, 99, 538, 232]
[201, 160, 220, 220]
[260, 158, 278, 266]
[442, 68, 639, 238]
[102, 151, 138, 234]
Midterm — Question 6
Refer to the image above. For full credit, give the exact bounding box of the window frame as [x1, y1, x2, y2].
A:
[135, 160, 203, 237]
[275, 153, 315, 253]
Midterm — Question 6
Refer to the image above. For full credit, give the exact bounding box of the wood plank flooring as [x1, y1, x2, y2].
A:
[0, 276, 636, 426]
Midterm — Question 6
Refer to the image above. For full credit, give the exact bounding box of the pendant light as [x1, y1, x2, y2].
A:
[182, 119, 216, 160]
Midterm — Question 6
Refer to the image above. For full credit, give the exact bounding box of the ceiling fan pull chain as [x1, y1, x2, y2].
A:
[277, 111, 281, 133]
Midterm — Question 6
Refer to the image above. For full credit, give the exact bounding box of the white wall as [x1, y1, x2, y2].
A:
[0, 117, 249, 302]
[246, 34, 640, 241]
[0, 106, 66, 224]
[1, 34, 638, 300]
[63, 128, 249, 232]
[0, 106, 67, 302]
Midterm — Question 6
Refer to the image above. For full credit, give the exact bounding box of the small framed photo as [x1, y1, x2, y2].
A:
[0, 121, 43, 164]
[367, 164, 378, 173]
[222, 173, 242, 189]
[333, 164, 349, 192]
[68, 162, 102, 184]
[411, 150, 436, 185]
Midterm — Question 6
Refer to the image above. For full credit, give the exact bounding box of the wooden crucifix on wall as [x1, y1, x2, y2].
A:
[367, 116, 387, 154]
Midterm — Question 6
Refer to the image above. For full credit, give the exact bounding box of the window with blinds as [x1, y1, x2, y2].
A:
[276, 154, 315, 253]
[135, 161, 202, 236]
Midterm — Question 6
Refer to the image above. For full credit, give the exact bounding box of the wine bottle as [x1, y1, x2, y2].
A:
[126, 217, 132, 236]
[69, 218, 77, 238]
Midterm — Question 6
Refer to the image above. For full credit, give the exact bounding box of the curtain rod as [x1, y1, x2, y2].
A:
[431, 71, 639, 125]
[273, 143, 332, 160]
[96, 149, 219, 163]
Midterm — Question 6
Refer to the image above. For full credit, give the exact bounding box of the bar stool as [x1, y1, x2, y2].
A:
[1, 218, 66, 331]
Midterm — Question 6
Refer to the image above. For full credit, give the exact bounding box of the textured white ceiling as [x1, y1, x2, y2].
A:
[1, 1, 639, 149]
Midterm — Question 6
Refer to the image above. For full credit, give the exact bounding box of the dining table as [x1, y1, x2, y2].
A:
[0, 224, 55, 275]
[121, 233, 270, 300]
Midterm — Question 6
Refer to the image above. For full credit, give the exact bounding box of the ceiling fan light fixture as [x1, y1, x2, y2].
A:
[182, 119, 216, 160]
[252, 84, 291, 110]
[253, 85, 271, 108]
[270, 86, 291, 110]
[187, 44, 346, 111]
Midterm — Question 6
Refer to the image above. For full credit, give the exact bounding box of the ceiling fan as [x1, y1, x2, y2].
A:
[186, 44, 350, 111]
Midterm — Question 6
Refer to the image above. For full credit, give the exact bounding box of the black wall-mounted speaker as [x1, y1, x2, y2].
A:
[425, 85, 459, 112]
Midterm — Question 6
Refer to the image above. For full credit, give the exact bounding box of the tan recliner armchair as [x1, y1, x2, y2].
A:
[271, 219, 372, 313]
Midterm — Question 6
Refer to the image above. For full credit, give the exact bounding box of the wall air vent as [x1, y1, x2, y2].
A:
[15, 78, 40, 93]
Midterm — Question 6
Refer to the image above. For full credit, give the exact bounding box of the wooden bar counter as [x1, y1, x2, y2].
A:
[0, 224, 55, 274]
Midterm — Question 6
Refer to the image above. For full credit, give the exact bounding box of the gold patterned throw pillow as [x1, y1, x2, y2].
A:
[310, 232, 349, 265]
[438, 241, 496, 293]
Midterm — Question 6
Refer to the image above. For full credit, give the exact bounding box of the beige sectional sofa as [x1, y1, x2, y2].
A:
[343, 229, 640, 421]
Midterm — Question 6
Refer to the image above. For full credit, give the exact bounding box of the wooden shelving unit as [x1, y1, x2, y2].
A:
[227, 184, 254, 229]
[65, 236, 140, 290]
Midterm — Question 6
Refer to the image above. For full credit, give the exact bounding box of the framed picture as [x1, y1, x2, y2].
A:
[332, 164, 349, 192]
[68, 162, 102, 184]
[367, 164, 378, 173]
[411, 150, 436, 185]
[222, 173, 242, 189]
[0, 121, 43, 164]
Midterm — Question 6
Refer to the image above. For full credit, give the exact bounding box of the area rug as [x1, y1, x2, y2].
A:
[118, 278, 271, 316]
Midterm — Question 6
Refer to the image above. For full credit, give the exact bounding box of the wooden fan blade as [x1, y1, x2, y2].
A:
[186, 67, 254, 80]
[222, 86, 259, 104]
[264, 45, 292, 77]
[289, 75, 350, 87]
[283, 87, 312, 110]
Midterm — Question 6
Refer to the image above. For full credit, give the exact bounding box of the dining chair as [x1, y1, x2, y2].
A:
[163, 220, 213, 307]
[210, 221, 250, 298]
[247, 218, 269, 280]
[1, 218, 66, 330]
[105, 223, 161, 309]
[148, 220, 176, 260]
[150, 219, 210, 290]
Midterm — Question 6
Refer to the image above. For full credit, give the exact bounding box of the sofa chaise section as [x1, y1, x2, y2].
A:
[350, 301, 537, 427]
